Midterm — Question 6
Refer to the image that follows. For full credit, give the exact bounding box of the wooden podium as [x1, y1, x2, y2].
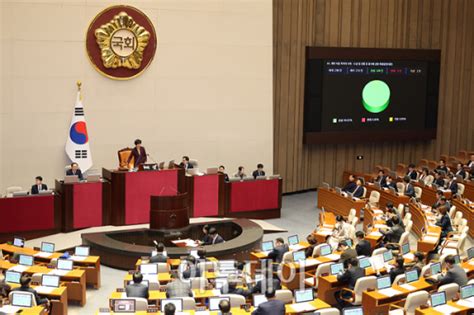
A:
[150, 193, 189, 229]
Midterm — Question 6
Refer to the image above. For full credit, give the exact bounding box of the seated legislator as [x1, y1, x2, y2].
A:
[249, 269, 281, 294]
[179, 156, 193, 170]
[385, 205, 404, 228]
[406, 252, 425, 275]
[200, 225, 212, 245]
[455, 163, 466, 179]
[403, 176, 415, 198]
[389, 256, 405, 283]
[406, 163, 418, 180]
[305, 235, 318, 258]
[180, 256, 201, 279]
[66, 162, 83, 180]
[234, 166, 246, 179]
[127, 139, 147, 168]
[338, 240, 357, 267]
[31, 176, 47, 194]
[334, 258, 365, 309]
[0, 270, 11, 299]
[252, 163, 266, 179]
[251, 288, 285, 315]
[267, 238, 289, 264]
[221, 274, 250, 297]
[12, 276, 49, 306]
[197, 248, 207, 261]
[126, 272, 149, 299]
[165, 274, 193, 298]
[382, 175, 396, 190]
[418, 167, 430, 183]
[206, 227, 224, 245]
[445, 173, 458, 195]
[343, 174, 356, 193]
[435, 205, 453, 239]
[355, 231, 372, 257]
[374, 170, 387, 186]
[438, 255, 468, 287]
[329, 215, 352, 248]
[432, 191, 445, 210]
[351, 178, 364, 198]
[150, 242, 168, 263]
[467, 154, 474, 168]
[433, 171, 445, 187]
[218, 165, 230, 181]
[219, 299, 232, 315]
[163, 303, 176, 315]
[380, 216, 405, 245]
[435, 159, 449, 174]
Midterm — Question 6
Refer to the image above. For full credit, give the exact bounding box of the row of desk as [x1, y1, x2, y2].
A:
[0, 169, 282, 242]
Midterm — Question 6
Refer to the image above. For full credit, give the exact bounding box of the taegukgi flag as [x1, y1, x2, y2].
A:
[65, 84, 93, 172]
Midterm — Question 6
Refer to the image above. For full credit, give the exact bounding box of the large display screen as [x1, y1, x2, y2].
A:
[303, 47, 440, 144]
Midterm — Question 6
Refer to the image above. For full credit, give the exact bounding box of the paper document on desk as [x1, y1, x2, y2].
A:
[0, 306, 21, 314]
[422, 236, 439, 243]
[374, 224, 388, 229]
[8, 265, 29, 273]
[172, 239, 199, 247]
[456, 299, 474, 308]
[290, 302, 316, 312]
[35, 286, 56, 294]
[403, 253, 415, 260]
[468, 261, 474, 266]
[433, 304, 462, 313]
[289, 244, 305, 251]
[70, 255, 87, 261]
[34, 252, 53, 258]
[399, 284, 416, 291]
[369, 231, 383, 237]
[48, 269, 70, 276]
[325, 254, 341, 260]
[318, 230, 333, 236]
[378, 288, 402, 297]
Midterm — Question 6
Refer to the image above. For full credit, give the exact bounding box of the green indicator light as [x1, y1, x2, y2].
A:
[362, 80, 390, 113]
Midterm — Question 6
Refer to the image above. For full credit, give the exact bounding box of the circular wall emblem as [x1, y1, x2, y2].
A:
[362, 80, 391, 113]
[85, 5, 157, 80]
[70, 122, 89, 145]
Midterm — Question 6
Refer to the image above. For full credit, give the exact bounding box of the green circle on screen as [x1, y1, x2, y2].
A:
[362, 80, 390, 113]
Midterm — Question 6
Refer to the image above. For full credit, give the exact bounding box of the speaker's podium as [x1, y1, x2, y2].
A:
[150, 193, 189, 230]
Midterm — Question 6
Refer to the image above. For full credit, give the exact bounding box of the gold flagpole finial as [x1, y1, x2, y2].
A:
[76, 80, 82, 91]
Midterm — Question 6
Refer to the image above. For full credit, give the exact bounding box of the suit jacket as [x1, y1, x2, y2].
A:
[355, 240, 372, 257]
[383, 181, 397, 190]
[166, 279, 193, 298]
[66, 169, 83, 180]
[221, 285, 250, 297]
[375, 175, 387, 186]
[31, 184, 48, 195]
[434, 178, 445, 187]
[125, 283, 149, 299]
[127, 147, 147, 168]
[404, 183, 415, 198]
[407, 171, 418, 180]
[340, 248, 358, 268]
[251, 299, 286, 315]
[12, 286, 48, 305]
[337, 266, 365, 289]
[179, 162, 194, 170]
[389, 267, 405, 283]
[436, 214, 453, 238]
[343, 181, 356, 193]
[267, 244, 289, 263]
[252, 170, 266, 179]
[150, 253, 168, 263]
[436, 166, 448, 174]
[439, 265, 468, 287]
[352, 185, 364, 198]
[249, 278, 281, 294]
[209, 234, 224, 245]
[447, 181, 458, 194]
[456, 169, 466, 178]
[382, 224, 405, 243]
[181, 265, 201, 279]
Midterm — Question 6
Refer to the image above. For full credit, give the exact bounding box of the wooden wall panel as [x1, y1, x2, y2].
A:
[274, 0, 474, 193]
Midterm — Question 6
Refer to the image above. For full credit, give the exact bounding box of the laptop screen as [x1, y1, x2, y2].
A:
[11, 292, 33, 307]
[320, 244, 331, 256]
[383, 250, 393, 262]
[359, 257, 371, 269]
[75, 246, 90, 257]
[294, 289, 314, 303]
[5, 271, 21, 284]
[261, 241, 274, 252]
[19, 255, 34, 266]
[330, 263, 344, 275]
[405, 269, 418, 283]
[401, 243, 410, 255]
[209, 297, 230, 311]
[293, 251, 306, 262]
[430, 291, 446, 307]
[468, 247, 474, 260]
[345, 239, 353, 247]
[13, 237, 25, 248]
[342, 306, 364, 315]
[430, 262, 442, 275]
[161, 299, 183, 312]
[42, 275, 60, 288]
[113, 299, 136, 312]
[140, 263, 158, 274]
[461, 284, 474, 300]
[288, 235, 299, 246]
[57, 259, 73, 270]
[377, 276, 391, 290]
[253, 294, 267, 307]
[41, 242, 55, 253]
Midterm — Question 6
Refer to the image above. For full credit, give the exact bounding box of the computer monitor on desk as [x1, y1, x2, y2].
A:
[64, 175, 79, 183]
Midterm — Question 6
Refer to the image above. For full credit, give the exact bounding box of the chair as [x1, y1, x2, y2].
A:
[117, 147, 134, 170]
[221, 294, 246, 308]
[314, 308, 340, 315]
[339, 276, 376, 305]
[313, 262, 332, 287]
[350, 217, 358, 227]
[282, 251, 293, 264]
[157, 263, 169, 273]
[313, 244, 329, 257]
[190, 277, 207, 290]
[198, 261, 217, 273]
[396, 182, 405, 194]
[31, 273, 42, 284]
[448, 206, 457, 219]
[414, 187, 422, 200]
[5, 186, 22, 197]
[393, 274, 406, 286]
[275, 289, 293, 304]
[361, 187, 367, 198]
[181, 297, 197, 310]
[468, 279, 474, 285]
[438, 283, 459, 301]
[389, 290, 429, 315]
[396, 204, 404, 217]
[387, 231, 410, 254]
[131, 298, 148, 311]
[372, 247, 387, 256]
[368, 191, 380, 207]
[405, 221, 413, 233]
[458, 183, 465, 197]
[419, 264, 431, 278]
[452, 211, 463, 228]
[8, 291, 37, 307]
[347, 209, 357, 224]
[424, 175, 434, 186]
[440, 232, 467, 256]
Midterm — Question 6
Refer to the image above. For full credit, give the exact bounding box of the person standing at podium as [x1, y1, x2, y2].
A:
[128, 139, 147, 168]
[31, 176, 48, 194]
[66, 162, 84, 180]
[179, 156, 193, 170]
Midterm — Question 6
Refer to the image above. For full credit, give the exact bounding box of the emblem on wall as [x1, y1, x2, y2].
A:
[85, 5, 157, 80]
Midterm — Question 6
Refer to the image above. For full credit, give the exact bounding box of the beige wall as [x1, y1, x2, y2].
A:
[0, 0, 273, 192]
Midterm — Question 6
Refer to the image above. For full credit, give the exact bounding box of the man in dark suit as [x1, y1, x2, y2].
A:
[12, 276, 49, 305]
[181, 256, 201, 279]
[31, 176, 47, 194]
[204, 227, 224, 245]
[249, 269, 281, 294]
[343, 174, 357, 193]
[403, 176, 415, 198]
[374, 170, 387, 186]
[436, 159, 449, 174]
[251, 288, 285, 315]
[150, 242, 168, 263]
[221, 274, 250, 297]
[125, 272, 149, 299]
[267, 238, 289, 263]
[252, 164, 266, 179]
[355, 231, 372, 257]
[436, 205, 453, 239]
[381, 217, 405, 244]
[218, 165, 230, 182]
[351, 178, 364, 198]
[66, 162, 83, 180]
[438, 255, 468, 287]
[335, 258, 365, 309]
[338, 241, 357, 268]
[179, 156, 194, 170]
[433, 171, 445, 187]
[389, 257, 405, 283]
[467, 154, 474, 168]
[127, 139, 147, 168]
[455, 163, 466, 179]
[218, 299, 232, 315]
[445, 173, 458, 195]
[383, 175, 397, 190]
[406, 164, 418, 180]
[163, 303, 176, 315]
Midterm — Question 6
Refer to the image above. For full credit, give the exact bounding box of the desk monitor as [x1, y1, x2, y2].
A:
[468, 247, 474, 260]
[288, 235, 299, 246]
[330, 262, 344, 275]
[261, 241, 274, 252]
[140, 263, 158, 275]
[12, 191, 28, 197]
[42, 274, 60, 288]
[87, 174, 100, 182]
[294, 289, 314, 303]
[430, 291, 447, 307]
[320, 244, 332, 256]
[383, 250, 393, 262]
[342, 306, 364, 315]
[75, 246, 90, 257]
[405, 269, 419, 283]
[401, 243, 410, 255]
[57, 259, 73, 271]
[19, 254, 34, 266]
[161, 299, 183, 312]
[5, 271, 21, 284]
[11, 292, 33, 308]
[38, 190, 53, 195]
[112, 299, 136, 313]
[293, 251, 306, 262]
[359, 257, 371, 269]
[13, 237, 25, 248]
[41, 242, 55, 253]
[64, 175, 79, 183]
[209, 297, 230, 311]
[253, 294, 267, 308]
[345, 239, 353, 247]
[461, 284, 474, 300]
[206, 167, 218, 175]
[376, 276, 392, 290]
[430, 262, 441, 276]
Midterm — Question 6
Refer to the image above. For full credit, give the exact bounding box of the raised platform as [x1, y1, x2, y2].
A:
[81, 218, 264, 270]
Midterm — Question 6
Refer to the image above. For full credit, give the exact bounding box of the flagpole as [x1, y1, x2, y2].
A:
[76, 80, 82, 101]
